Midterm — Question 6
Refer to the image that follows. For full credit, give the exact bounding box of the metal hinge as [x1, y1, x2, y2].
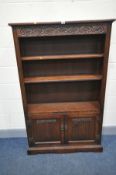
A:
[27, 120, 32, 127]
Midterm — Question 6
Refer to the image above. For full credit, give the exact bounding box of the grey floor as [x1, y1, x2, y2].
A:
[0, 136, 116, 175]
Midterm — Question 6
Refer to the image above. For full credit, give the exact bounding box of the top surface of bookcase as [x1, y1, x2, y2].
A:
[9, 19, 115, 26]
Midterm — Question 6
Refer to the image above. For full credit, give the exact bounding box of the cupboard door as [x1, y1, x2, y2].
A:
[28, 117, 64, 146]
[66, 115, 99, 143]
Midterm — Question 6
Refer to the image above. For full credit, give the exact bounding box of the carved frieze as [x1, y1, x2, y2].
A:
[16, 23, 107, 37]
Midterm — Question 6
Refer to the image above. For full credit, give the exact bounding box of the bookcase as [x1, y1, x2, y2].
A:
[9, 20, 114, 154]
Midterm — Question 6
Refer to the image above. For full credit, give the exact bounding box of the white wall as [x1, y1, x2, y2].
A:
[0, 0, 116, 131]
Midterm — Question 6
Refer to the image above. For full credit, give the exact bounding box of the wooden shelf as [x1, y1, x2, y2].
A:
[22, 54, 104, 61]
[27, 101, 100, 117]
[24, 74, 102, 84]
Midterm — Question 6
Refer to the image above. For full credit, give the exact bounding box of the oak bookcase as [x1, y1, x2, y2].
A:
[9, 20, 114, 154]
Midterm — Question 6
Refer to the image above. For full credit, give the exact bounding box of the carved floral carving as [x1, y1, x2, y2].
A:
[16, 23, 107, 37]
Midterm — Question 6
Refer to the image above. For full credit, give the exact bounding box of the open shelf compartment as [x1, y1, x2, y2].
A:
[20, 34, 105, 57]
[23, 58, 103, 83]
[25, 81, 101, 104]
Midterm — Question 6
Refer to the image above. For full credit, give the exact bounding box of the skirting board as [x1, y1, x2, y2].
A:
[0, 127, 116, 138]
[0, 129, 27, 138]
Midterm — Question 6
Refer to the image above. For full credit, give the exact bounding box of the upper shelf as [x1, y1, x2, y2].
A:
[21, 53, 104, 61]
[24, 74, 102, 84]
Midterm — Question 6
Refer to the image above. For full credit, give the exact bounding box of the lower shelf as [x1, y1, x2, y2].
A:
[27, 144, 103, 154]
[24, 74, 102, 84]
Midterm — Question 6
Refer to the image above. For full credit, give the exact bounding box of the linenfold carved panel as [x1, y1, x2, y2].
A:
[16, 23, 107, 37]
